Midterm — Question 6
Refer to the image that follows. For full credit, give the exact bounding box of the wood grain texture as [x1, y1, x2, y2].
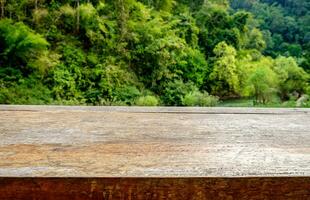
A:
[1, 106, 310, 199]
[0, 106, 309, 177]
[0, 178, 309, 200]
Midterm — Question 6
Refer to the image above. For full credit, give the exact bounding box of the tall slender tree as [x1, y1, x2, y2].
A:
[0, 0, 5, 18]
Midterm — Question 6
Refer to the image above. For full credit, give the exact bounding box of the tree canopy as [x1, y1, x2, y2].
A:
[0, 0, 309, 106]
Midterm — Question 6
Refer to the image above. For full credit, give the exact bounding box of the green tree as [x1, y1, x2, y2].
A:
[246, 66, 278, 104]
[244, 28, 266, 51]
[273, 56, 308, 100]
[209, 41, 240, 97]
[196, 2, 249, 55]
[0, 19, 49, 73]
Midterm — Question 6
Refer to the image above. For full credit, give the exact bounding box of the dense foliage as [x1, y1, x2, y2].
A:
[231, 0, 310, 70]
[0, 0, 309, 106]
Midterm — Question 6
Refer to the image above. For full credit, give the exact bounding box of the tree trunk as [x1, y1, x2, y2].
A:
[76, 0, 80, 33]
[117, 0, 127, 40]
[0, 0, 5, 18]
[35, 0, 38, 10]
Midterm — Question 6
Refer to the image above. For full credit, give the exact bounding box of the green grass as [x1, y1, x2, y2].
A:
[219, 98, 310, 108]
[219, 98, 255, 107]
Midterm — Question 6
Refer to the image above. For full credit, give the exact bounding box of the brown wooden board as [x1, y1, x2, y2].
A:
[0, 106, 309, 199]
[0, 178, 309, 200]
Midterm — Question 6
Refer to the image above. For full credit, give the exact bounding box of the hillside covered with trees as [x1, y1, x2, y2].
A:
[0, 0, 309, 106]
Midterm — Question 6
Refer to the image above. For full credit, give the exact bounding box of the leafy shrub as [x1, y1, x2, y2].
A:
[182, 91, 219, 107]
[0, 78, 52, 105]
[98, 99, 128, 106]
[51, 64, 84, 101]
[113, 85, 141, 105]
[135, 95, 159, 106]
[161, 80, 197, 106]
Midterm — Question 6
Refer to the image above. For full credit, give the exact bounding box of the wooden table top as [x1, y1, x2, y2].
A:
[0, 106, 309, 177]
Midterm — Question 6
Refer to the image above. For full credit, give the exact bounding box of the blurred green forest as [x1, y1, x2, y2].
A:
[0, 0, 309, 107]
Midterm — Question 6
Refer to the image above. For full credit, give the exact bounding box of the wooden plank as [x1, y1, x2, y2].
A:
[0, 178, 309, 200]
[0, 106, 309, 177]
[0, 106, 310, 199]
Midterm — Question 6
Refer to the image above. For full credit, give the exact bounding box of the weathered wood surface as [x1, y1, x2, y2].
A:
[0, 105, 309, 177]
